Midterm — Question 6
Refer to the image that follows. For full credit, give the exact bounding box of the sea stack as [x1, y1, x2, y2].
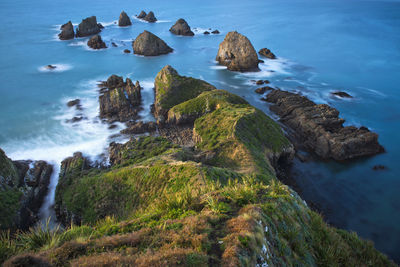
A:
[76, 16, 101, 37]
[143, 11, 157, 22]
[87, 35, 107, 49]
[132, 31, 173, 56]
[169, 19, 194, 36]
[137, 10, 146, 19]
[259, 48, 276, 59]
[58, 21, 74, 40]
[216, 31, 259, 72]
[118, 11, 132, 26]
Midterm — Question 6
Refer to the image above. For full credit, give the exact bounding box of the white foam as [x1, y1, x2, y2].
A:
[236, 58, 291, 79]
[68, 40, 87, 47]
[209, 65, 227, 70]
[38, 64, 73, 73]
[99, 20, 118, 27]
[358, 86, 387, 98]
[136, 79, 156, 122]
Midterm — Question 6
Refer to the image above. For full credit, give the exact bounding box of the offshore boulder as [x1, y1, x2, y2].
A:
[169, 18, 194, 36]
[216, 31, 259, 72]
[87, 35, 107, 49]
[58, 21, 74, 40]
[118, 11, 132, 26]
[259, 48, 276, 59]
[132, 31, 173, 56]
[143, 11, 157, 22]
[76, 16, 101, 37]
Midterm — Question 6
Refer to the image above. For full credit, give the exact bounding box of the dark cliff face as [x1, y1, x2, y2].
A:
[0, 149, 53, 230]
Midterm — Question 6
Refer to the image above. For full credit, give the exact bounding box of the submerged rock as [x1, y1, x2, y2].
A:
[332, 91, 352, 98]
[216, 31, 259, 72]
[265, 89, 384, 160]
[99, 75, 142, 122]
[118, 11, 132, 26]
[87, 35, 107, 49]
[46, 65, 57, 70]
[255, 86, 274, 94]
[143, 11, 157, 22]
[259, 48, 276, 59]
[211, 29, 220, 34]
[123, 49, 131, 53]
[111, 42, 118, 47]
[169, 18, 194, 36]
[137, 10, 147, 19]
[153, 65, 216, 122]
[58, 21, 74, 40]
[132, 31, 173, 56]
[76, 16, 101, 37]
[203, 31, 210, 35]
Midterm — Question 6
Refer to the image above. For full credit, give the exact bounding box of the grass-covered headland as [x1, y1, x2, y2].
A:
[0, 67, 396, 266]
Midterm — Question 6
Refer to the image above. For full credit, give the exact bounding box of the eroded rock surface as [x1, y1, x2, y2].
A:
[118, 11, 132, 26]
[169, 19, 194, 36]
[58, 21, 74, 40]
[87, 35, 107, 49]
[76, 16, 101, 37]
[132, 31, 173, 56]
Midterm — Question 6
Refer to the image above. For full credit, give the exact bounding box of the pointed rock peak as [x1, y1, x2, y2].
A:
[170, 18, 194, 36]
[132, 31, 173, 56]
[137, 10, 147, 18]
[119, 11, 132, 26]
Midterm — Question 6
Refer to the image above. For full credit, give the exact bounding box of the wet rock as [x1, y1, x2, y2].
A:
[373, 165, 387, 171]
[265, 89, 384, 160]
[97, 23, 104, 29]
[58, 21, 74, 40]
[153, 65, 216, 122]
[143, 11, 157, 22]
[259, 48, 276, 59]
[203, 31, 210, 35]
[67, 99, 81, 108]
[216, 31, 259, 72]
[211, 30, 220, 34]
[118, 11, 132, 26]
[137, 10, 147, 19]
[123, 49, 131, 53]
[256, 80, 264, 85]
[76, 16, 101, 37]
[99, 75, 142, 122]
[46, 65, 57, 70]
[87, 35, 107, 49]
[120, 121, 157, 135]
[65, 116, 84, 123]
[332, 91, 352, 98]
[255, 86, 274, 94]
[132, 30, 173, 56]
[169, 18, 194, 36]
[111, 42, 118, 47]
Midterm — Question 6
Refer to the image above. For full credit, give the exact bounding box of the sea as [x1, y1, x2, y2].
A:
[0, 0, 399, 262]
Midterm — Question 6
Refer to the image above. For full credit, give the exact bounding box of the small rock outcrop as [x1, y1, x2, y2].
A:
[143, 11, 157, 22]
[132, 31, 173, 56]
[332, 91, 352, 98]
[203, 31, 210, 35]
[265, 89, 384, 161]
[58, 21, 74, 40]
[46, 65, 57, 70]
[76, 16, 101, 37]
[120, 121, 157, 135]
[259, 48, 276, 59]
[255, 86, 274, 94]
[87, 35, 107, 49]
[169, 19, 194, 36]
[211, 30, 220, 34]
[99, 75, 142, 122]
[0, 149, 53, 230]
[216, 31, 259, 72]
[153, 65, 216, 122]
[118, 11, 132, 26]
[123, 49, 131, 53]
[137, 11, 147, 19]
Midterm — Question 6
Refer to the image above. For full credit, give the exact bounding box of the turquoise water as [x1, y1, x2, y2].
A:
[0, 0, 399, 262]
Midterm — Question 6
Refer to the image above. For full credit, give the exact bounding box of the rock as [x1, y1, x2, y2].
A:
[111, 42, 118, 47]
[216, 31, 259, 72]
[1, 148, 53, 230]
[265, 89, 384, 161]
[123, 49, 131, 53]
[137, 10, 147, 19]
[65, 116, 84, 123]
[118, 11, 132, 26]
[169, 18, 194, 36]
[259, 48, 276, 59]
[373, 165, 387, 171]
[98, 23, 104, 29]
[255, 86, 274, 94]
[143, 11, 157, 22]
[332, 91, 352, 98]
[132, 31, 173, 56]
[153, 65, 216, 122]
[46, 65, 56, 70]
[76, 16, 101, 37]
[67, 99, 80, 108]
[211, 30, 220, 34]
[120, 121, 157, 135]
[99, 75, 142, 122]
[58, 21, 74, 40]
[256, 80, 264, 85]
[87, 35, 107, 49]
[203, 31, 210, 35]
[258, 59, 264, 63]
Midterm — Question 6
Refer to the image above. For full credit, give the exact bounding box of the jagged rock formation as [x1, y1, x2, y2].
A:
[99, 75, 142, 122]
[137, 11, 146, 19]
[332, 91, 352, 98]
[154, 65, 215, 122]
[87, 35, 107, 49]
[76, 16, 101, 37]
[143, 11, 157, 22]
[132, 31, 173, 56]
[118, 11, 132, 26]
[169, 19, 194, 36]
[216, 31, 259, 72]
[58, 21, 74, 40]
[0, 149, 52, 229]
[266, 89, 384, 160]
[259, 48, 276, 59]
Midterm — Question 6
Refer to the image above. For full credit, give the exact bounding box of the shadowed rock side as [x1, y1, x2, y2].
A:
[153, 65, 216, 122]
[87, 35, 107, 49]
[259, 48, 276, 59]
[0, 149, 52, 230]
[216, 31, 259, 72]
[118, 11, 132, 26]
[58, 21, 74, 40]
[132, 31, 173, 56]
[137, 10, 146, 19]
[98, 75, 141, 122]
[169, 18, 194, 36]
[76, 16, 101, 37]
[143, 11, 157, 22]
[266, 89, 384, 160]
